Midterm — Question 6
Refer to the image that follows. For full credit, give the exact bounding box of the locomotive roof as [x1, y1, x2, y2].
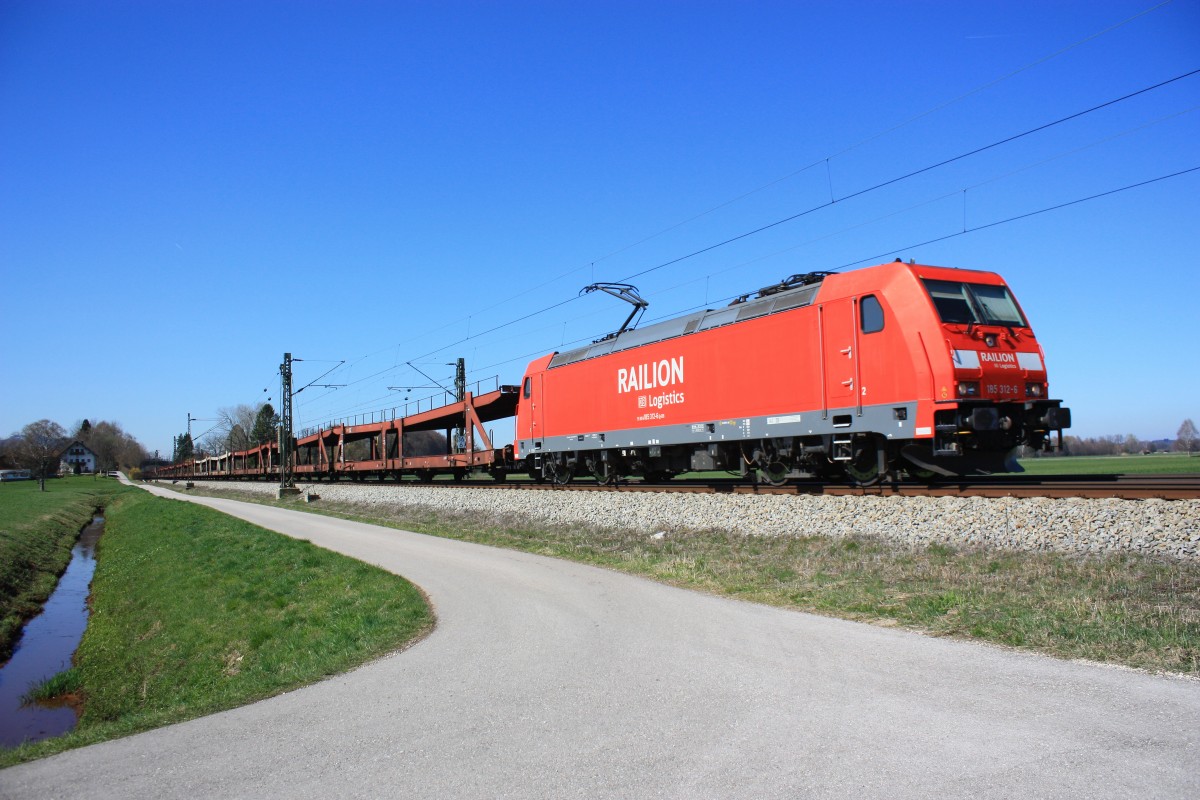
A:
[548, 274, 825, 370]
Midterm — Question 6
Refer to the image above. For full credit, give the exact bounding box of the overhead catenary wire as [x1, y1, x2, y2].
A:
[587, 1, 1179, 270]
[544, 165, 1200, 365]
[290, 66, 1199, 424]
[301, 164, 1199, 430]
[832, 165, 1200, 272]
[383, 68, 1200, 376]
[288, 2, 1174, 381]
[631, 104, 1200, 296]
[616, 68, 1200, 285]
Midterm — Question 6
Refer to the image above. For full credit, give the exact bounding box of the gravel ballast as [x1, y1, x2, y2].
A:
[165, 480, 1200, 561]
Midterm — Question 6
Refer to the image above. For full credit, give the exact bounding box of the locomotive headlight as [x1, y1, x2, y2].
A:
[957, 381, 980, 397]
[1026, 382, 1044, 398]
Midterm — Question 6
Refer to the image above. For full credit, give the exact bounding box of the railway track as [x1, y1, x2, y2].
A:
[178, 473, 1200, 500]
[450, 474, 1200, 500]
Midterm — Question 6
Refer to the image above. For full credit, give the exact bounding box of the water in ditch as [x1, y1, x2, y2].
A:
[0, 515, 104, 748]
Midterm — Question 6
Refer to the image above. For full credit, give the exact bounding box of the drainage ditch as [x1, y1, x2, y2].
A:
[0, 513, 104, 748]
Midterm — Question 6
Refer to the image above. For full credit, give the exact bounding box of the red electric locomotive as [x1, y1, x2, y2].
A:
[515, 260, 1070, 485]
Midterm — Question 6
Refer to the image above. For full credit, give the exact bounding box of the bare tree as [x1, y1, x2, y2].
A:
[201, 404, 265, 454]
[1177, 419, 1198, 456]
[18, 419, 67, 490]
[195, 431, 224, 458]
[78, 420, 149, 472]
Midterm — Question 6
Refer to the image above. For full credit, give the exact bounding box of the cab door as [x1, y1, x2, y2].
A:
[854, 293, 903, 406]
[820, 299, 859, 416]
[518, 371, 545, 453]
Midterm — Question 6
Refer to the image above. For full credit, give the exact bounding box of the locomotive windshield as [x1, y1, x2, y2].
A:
[922, 279, 1027, 327]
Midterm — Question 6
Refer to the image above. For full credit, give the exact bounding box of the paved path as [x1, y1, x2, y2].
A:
[3, 486, 1198, 799]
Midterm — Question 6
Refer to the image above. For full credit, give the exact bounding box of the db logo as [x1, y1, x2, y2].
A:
[940, 385, 948, 399]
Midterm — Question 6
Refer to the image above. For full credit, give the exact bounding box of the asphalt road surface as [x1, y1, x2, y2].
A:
[2, 485, 1198, 799]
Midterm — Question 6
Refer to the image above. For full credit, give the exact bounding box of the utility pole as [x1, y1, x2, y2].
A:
[454, 357, 466, 403]
[452, 357, 466, 453]
[278, 352, 296, 494]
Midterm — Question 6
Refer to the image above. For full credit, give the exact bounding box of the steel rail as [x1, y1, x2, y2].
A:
[477, 474, 1200, 500]
[173, 473, 1200, 500]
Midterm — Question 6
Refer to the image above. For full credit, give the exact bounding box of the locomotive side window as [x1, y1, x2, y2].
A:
[523, 377, 532, 399]
[860, 295, 884, 333]
[923, 279, 1027, 327]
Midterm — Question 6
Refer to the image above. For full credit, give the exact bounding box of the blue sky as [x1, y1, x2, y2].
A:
[2, 0, 1197, 457]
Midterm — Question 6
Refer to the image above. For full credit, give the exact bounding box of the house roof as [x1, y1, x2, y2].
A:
[58, 440, 97, 459]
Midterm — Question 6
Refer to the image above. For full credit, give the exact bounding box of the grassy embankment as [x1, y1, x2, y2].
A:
[0, 489, 432, 768]
[168, 481, 1200, 678]
[1018, 453, 1200, 475]
[0, 476, 133, 662]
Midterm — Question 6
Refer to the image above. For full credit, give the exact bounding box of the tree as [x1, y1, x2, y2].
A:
[251, 403, 278, 446]
[196, 431, 223, 457]
[78, 420, 149, 472]
[196, 402, 279, 454]
[0, 434, 24, 469]
[177, 432, 194, 462]
[1177, 419, 1198, 456]
[403, 430, 448, 456]
[18, 419, 67, 491]
[199, 404, 264, 455]
[229, 424, 250, 451]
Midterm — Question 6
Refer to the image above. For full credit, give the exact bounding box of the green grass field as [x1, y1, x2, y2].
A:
[1018, 453, 1199, 475]
[0, 489, 432, 767]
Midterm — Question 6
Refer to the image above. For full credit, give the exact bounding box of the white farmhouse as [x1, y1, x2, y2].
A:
[59, 441, 97, 474]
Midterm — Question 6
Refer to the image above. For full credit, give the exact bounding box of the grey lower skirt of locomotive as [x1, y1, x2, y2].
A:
[520, 398, 1071, 487]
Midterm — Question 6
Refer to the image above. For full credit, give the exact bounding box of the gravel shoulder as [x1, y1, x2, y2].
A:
[179, 480, 1200, 560]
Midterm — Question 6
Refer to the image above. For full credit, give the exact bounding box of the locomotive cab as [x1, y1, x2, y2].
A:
[906, 268, 1071, 475]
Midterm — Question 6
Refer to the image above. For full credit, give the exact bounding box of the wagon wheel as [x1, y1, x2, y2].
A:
[591, 458, 618, 487]
[843, 437, 887, 487]
[903, 463, 939, 484]
[897, 447, 942, 484]
[548, 461, 575, 486]
[757, 461, 790, 487]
